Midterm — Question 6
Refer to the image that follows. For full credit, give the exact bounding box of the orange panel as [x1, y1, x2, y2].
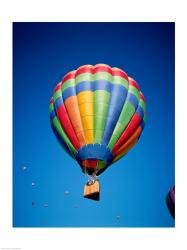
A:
[76, 131, 86, 146]
[65, 96, 86, 146]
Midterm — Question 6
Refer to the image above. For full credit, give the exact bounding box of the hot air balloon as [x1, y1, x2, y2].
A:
[166, 186, 175, 218]
[49, 64, 146, 200]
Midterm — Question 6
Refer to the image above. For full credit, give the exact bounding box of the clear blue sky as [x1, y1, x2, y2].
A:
[13, 22, 175, 227]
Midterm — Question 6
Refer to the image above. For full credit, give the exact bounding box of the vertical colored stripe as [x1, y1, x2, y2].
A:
[50, 115, 77, 155]
[64, 96, 86, 146]
[77, 91, 94, 144]
[107, 83, 140, 149]
[56, 105, 80, 150]
[49, 99, 79, 153]
[112, 113, 142, 154]
[94, 90, 110, 143]
[101, 84, 128, 146]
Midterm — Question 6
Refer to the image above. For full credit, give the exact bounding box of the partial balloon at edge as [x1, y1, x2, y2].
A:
[166, 186, 175, 219]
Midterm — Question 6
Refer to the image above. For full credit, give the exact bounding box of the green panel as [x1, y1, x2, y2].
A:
[94, 130, 104, 144]
[118, 102, 135, 124]
[52, 117, 77, 155]
[94, 90, 110, 103]
[108, 102, 135, 149]
[75, 72, 128, 88]
[118, 111, 133, 125]
[49, 103, 54, 112]
[93, 72, 113, 82]
[129, 86, 140, 100]
[139, 99, 146, 112]
[94, 116, 106, 130]
[97, 160, 106, 170]
[94, 90, 111, 143]
[108, 134, 119, 150]
[61, 79, 75, 92]
[94, 102, 108, 117]
[112, 76, 128, 88]
[111, 122, 124, 138]
[75, 73, 93, 85]
[143, 114, 147, 123]
[53, 89, 62, 102]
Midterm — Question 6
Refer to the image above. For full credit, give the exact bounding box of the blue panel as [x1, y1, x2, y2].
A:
[101, 85, 128, 145]
[76, 80, 113, 93]
[50, 110, 56, 120]
[75, 144, 114, 165]
[62, 86, 76, 100]
[93, 80, 113, 92]
[126, 93, 139, 108]
[61, 80, 127, 101]
[110, 85, 127, 104]
[136, 106, 144, 119]
[54, 96, 63, 109]
[102, 120, 118, 145]
[76, 81, 93, 93]
[140, 121, 145, 130]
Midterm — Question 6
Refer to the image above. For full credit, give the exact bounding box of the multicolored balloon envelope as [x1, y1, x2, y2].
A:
[49, 64, 146, 199]
[166, 186, 175, 218]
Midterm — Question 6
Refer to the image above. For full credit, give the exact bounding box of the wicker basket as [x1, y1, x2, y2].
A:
[84, 180, 100, 201]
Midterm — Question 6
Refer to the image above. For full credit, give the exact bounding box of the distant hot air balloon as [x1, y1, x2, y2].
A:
[49, 64, 146, 200]
[166, 186, 175, 218]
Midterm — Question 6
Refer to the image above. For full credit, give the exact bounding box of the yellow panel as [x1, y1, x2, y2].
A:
[79, 102, 93, 117]
[77, 91, 93, 105]
[82, 116, 93, 130]
[84, 129, 94, 144]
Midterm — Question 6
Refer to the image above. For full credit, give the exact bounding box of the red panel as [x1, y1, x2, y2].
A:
[140, 92, 146, 102]
[87, 160, 98, 168]
[56, 105, 80, 150]
[75, 64, 129, 81]
[128, 77, 140, 91]
[62, 70, 76, 84]
[76, 65, 93, 76]
[60, 64, 131, 86]
[53, 82, 62, 94]
[115, 126, 142, 156]
[112, 113, 141, 154]
[82, 160, 97, 169]
[49, 98, 53, 105]
[93, 65, 113, 74]
[112, 68, 128, 80]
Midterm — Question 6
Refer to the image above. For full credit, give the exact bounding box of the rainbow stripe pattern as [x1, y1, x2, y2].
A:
[49, 64, 146, 175]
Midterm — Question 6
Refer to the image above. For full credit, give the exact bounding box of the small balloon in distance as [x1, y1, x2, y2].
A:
[116, 215, 121, 220]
